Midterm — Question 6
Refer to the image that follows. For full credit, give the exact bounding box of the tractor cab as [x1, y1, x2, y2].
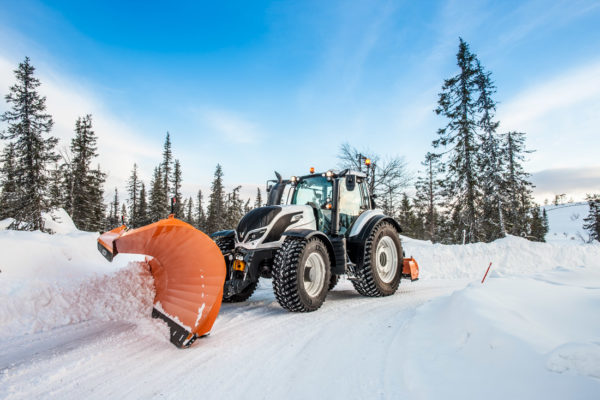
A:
[268, 169, 372, 237]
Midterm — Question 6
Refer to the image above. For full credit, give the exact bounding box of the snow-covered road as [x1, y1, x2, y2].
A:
[0, 279, 467, 400]
[2, 210, 599, 399]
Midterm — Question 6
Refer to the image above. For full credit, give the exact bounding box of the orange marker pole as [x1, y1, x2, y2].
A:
[481, 262, 492, 284]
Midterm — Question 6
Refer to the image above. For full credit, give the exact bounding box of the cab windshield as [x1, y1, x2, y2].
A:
[290, 176, 332, 207]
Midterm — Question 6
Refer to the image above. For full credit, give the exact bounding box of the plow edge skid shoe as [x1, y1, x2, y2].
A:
[97, 215, 226, 348]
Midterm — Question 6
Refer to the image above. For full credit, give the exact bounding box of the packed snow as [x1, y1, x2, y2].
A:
[0, 209, 599, 399]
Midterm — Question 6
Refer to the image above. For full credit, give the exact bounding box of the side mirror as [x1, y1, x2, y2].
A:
[345, 175, 356, 191]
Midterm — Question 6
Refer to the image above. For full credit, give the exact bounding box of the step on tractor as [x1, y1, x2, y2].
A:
[97, 166, 419, 348]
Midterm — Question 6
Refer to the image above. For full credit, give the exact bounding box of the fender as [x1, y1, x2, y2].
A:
[282, 229, 337, 271]
[346, 215, 402, 266]
[210, 230, 236, 240]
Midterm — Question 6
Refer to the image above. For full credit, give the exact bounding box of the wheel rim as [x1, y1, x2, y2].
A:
[375, 236, 398, 283]
[303, 252, 326, 297]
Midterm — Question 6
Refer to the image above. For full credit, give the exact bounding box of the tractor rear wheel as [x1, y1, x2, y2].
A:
[352, 222, 402, 297]
[214, 236, 258, 303]
[328, 274, 339, 291]
[272, 237, 331, 312]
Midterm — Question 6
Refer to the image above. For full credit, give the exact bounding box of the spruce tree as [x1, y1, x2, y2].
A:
[127, 163, 140, 227]
[107, 188, 120, 227]
[89, 165, 106, 231]
[162, 132, 173, 208]
[475, 62, 506, 242]
[254, 188, 263, 208]
[149, 165, 166, 222]
[583, 194, 600, 242]
[0, 143, 19, 220]
[138, 182, 149, 226]
[171, 159, 182, 216]
[196, 189, 207, 232]
[184, 196, 195, 225]
[398, 193, 421, 238]
[66, 115, 104, 231]
[503, 131, 534, 236]
[224, 186, 244, 229]
[244, 198, 252, 213]
[206, 164, 225, 233]
[1, 57, 59, 231]
[414, 152, 444, 242]
[529, 205, 546, 242]
[434, 38, 482, 243]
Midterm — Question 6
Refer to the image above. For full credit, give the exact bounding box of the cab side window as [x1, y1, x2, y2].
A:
[338, 178, 364, 234]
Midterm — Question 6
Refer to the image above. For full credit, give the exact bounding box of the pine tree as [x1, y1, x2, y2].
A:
[127, 163, 140, 227]
[434, 38, 482, 243]
[254, 187, 263, 208]
[0, 57, 59, 231]
[503, 131, 534, 236]
[195, 189, 207, 232]
[244, 198, 252, 214]
[149, 165, 167, 222]
[138, 182, 149, 226]
[583, 194, 600, 242]
[475, 62, 506, 242]
[206, 164, 225, 233]
[414, 152, 445, 242]
[65, 115, 104, 231]
[0, 143, 19, 220]
[162, 132, 172, 208]
[171, 159, 182, 216]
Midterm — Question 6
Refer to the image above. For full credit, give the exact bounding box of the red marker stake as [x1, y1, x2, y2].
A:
[481, 262, 493, 284]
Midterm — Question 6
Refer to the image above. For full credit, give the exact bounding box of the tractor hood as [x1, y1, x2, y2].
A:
[236, 206, 282, 241]
[236, 205, 316, 247]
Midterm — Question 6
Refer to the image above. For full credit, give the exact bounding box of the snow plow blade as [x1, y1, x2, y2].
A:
[97, 215, 226, 348]
[402, 257, 419, 281]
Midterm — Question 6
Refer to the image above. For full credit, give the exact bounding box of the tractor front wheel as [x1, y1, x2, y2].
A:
[272, 237, 331, 312]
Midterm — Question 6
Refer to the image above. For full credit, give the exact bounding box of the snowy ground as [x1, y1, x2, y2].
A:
[1, 210, 599, 399]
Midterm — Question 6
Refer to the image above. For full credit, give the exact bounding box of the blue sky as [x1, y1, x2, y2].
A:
[0, 0, 599, 202]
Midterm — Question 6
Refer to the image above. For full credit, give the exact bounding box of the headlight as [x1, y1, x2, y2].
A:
[247, 228, 267, 242]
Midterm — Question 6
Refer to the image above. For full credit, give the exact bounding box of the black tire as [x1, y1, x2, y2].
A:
[213, 236, 258, 303]
[272, 237, 331, 312]
[214, 236, 234, 255]
[222, 280, 258, 303]
[351, 222, 402, 297]
[328, 274, 339, 291]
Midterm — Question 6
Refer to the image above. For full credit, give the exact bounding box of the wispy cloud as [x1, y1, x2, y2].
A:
[498, 59, 600, 171]
[199, 108, 260, 144]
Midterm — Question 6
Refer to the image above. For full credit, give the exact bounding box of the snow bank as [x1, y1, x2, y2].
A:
[401, 266, 600, 398]
[402, 234, 600, 280]
[0, 213, 146, 338]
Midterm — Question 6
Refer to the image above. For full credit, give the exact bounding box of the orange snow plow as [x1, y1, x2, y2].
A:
[97, 215, 226, 348]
